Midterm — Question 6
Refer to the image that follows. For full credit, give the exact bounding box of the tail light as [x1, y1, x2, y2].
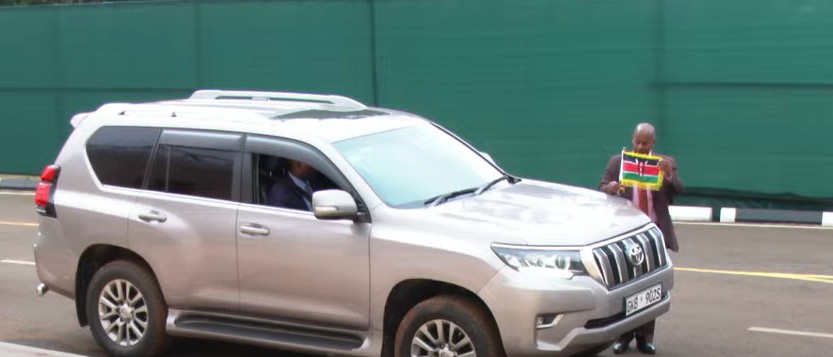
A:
[35, 165, 61, 216]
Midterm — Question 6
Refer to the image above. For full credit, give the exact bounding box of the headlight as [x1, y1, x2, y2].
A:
[491, 244, 588, 278]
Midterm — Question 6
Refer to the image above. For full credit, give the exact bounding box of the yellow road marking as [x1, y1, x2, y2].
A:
[749, 327, 833, 339]
[0, 221, 38, 227]
[675, 267, 833, 284]
[675, 221, 833, 230]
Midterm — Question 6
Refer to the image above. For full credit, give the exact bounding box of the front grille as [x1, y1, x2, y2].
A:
[592, 227, 668, 289]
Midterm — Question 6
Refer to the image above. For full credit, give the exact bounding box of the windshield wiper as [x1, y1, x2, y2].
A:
[423, 175, 520, 207]
[424, 187, 478, 207]
[475, 175, 519, 195]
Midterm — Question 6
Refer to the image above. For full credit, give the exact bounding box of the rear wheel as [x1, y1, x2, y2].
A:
[86, 260, 169, 357]
[394, 295, 505, 357]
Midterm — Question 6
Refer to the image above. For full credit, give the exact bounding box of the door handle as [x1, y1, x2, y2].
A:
[138, 210, 167, 223]
[240, 224, 270, 236]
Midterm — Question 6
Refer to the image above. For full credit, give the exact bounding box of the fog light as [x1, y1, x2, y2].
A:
[535, 314, 561, 329]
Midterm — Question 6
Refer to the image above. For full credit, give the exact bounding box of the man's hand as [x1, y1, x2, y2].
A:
[604, 181, 621, 195]
[658, 157, 675, 176]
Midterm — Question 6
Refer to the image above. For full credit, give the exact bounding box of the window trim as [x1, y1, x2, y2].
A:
[158, 130, 242, 151]
[241, 134, 370, 221]
[84, 126, 162, 190]
[143, 129, 243, 203]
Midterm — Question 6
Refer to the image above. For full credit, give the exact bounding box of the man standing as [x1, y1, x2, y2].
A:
[599, 122, 682, 355]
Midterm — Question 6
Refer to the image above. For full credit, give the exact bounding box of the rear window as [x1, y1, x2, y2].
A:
[86, 126, 161, 189]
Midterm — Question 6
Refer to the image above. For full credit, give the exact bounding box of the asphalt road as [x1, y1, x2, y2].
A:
[1, 193, 832, 356]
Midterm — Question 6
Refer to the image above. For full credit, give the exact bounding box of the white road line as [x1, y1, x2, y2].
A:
[675, 221, 833, 230]
[0, 342, 87, 357]
[749, 327, 833, 339]
[0, 190, 34, 196]
[0, 221, 39, 227]
[1, 259, 35, 266]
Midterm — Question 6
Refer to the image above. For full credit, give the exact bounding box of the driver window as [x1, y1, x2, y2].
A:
[253, 153, 339, 211]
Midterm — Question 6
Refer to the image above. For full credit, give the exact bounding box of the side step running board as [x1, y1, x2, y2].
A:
[166, 310, 365, 352]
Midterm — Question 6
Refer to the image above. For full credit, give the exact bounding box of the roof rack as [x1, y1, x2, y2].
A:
[93, 103, 268, 122]
[189, 90, 366, 110]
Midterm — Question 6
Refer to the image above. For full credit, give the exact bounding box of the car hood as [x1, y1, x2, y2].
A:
[430, 179, 651, 246]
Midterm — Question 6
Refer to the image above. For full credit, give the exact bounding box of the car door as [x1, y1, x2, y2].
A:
[128, 129, 242, 312]
[236, 135, 371, 330]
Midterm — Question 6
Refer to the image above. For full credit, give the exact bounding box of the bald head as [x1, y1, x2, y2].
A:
[631, 122, 656, 154]
[634, 123, 655, 136]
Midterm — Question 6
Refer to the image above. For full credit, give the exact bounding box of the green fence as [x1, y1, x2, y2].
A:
[1, 0, 831, 208]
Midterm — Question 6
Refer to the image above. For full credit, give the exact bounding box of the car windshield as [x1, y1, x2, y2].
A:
[333, 123, 503, 208]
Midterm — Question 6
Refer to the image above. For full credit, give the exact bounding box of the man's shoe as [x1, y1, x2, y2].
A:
[637, 342, 656, 355]
[613, 342, 628, 354]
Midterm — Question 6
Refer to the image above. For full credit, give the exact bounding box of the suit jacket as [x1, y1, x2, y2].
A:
[599, 154, 681, 252]
[267, 176, 312, 211]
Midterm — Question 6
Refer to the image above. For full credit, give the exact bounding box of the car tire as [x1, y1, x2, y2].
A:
[394, 295, 505, 357]
[86, 260, 170, 357]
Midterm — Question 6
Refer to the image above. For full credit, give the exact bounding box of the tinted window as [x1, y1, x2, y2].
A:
[86, 126, 160, 189]
[148, 145, 236, 201]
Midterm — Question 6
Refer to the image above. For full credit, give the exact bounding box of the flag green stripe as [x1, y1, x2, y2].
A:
[622, 172, 660, 183]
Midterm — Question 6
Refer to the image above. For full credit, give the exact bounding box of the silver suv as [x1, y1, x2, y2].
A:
[34, 90, 673, 357]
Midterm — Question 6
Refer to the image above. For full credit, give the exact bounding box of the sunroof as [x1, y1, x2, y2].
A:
[216, 95, 331, 104]
[275, 109, 388, 120]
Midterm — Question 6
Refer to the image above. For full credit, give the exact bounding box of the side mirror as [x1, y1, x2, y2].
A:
[312, 189, 359, 220]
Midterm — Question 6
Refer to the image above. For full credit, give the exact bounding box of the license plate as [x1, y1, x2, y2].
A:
[625, 284, 662, 316]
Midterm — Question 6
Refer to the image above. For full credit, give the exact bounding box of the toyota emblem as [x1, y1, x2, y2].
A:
[628, 245, 645, 266]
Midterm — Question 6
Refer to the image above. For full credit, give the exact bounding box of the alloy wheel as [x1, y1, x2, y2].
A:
[97, 279, 149, 346]
[411, 319, 477, 357]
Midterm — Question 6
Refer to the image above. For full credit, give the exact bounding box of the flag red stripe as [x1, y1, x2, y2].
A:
[622, 161, 660, 176]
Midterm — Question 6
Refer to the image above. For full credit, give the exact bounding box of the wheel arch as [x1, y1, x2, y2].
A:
[75, 244, 158, 327]
[380, 279, 502, 356]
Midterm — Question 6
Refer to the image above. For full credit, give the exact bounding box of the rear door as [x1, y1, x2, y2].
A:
[128, 129, 242, 312]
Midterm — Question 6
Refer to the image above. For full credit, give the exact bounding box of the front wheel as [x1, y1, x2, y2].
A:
[86, 260, 170, 357]
[394, 295, 505, 357]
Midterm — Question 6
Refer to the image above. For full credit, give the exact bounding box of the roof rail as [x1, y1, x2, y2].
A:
[189, 90, 366, 110]
[93, 103, 268, 122]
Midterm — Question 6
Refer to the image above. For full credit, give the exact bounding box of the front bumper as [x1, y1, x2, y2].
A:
[478, 264, 674, 357]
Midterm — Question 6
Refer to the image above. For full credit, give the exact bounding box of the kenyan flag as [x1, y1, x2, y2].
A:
[619, 151, 663, 190]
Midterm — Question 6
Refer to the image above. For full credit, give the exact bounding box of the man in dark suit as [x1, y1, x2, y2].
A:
[267, 159, 317, 211]
[599, 122, 682, 355]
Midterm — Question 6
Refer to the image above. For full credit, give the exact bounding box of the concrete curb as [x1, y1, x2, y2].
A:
[0, 177, 38, 191]
[0, 342, 87, 357]
[719, 207, 833, 227]
[669, 205, 712, 222]
[672, 206, 833, 226]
